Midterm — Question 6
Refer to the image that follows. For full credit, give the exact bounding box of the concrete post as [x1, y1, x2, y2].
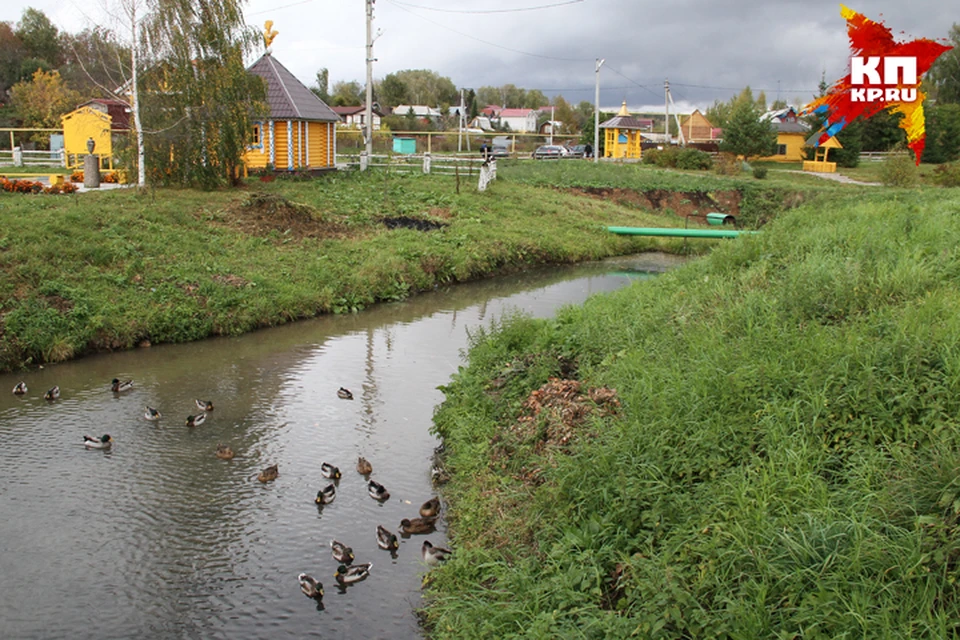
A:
[423, 153, 431, 174]
[12, 147, 22, 167]
[84, 154, 101, 188]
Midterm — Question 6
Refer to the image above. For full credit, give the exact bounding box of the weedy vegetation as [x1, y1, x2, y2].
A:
[425, 187, 960, 638]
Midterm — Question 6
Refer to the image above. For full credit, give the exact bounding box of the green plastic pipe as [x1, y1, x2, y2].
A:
[606, 226, 758, 239]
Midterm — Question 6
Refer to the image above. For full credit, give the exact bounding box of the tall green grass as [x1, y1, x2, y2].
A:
[0, 168, 707, 371]
[427, 188, 960, 638]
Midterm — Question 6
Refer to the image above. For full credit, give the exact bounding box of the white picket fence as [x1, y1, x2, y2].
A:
[0, 147, 67, 168]
[338, 153, 488, 176]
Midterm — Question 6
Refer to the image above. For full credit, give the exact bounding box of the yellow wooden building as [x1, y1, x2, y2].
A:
[599, 102, 644, 159]
[61, 99, 133, 169]
[802, 134, 842, 173]
[756, 107, 810, 162]
[243, 52, 339, 172]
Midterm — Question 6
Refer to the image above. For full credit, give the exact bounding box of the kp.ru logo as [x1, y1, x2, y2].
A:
[803, 5, 952, 163]
[849, 56, 917, 103]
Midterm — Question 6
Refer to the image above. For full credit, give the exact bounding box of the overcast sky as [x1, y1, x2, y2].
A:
[4, 0, 955, 113]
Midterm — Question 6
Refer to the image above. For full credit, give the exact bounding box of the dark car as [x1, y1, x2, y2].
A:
[565, 144, 587, 158]
[532, 145, 568, 159]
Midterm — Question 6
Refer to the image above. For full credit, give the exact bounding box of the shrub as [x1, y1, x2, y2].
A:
[932, 161, 960, 187]
[714, 152, 742, 176]
[753, 166, 768, 179]
[676, 148, 713, 170]
[878, 153, 919, 187]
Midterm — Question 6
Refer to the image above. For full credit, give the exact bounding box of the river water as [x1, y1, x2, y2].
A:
[0, 253, 686, 639]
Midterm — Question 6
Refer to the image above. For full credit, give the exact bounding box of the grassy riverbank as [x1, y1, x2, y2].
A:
[0, 164, 769, 373]
[426, 186, 960, 638]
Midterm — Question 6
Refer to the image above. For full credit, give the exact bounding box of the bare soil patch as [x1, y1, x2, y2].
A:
[221, 193, 356, 240]
[575, 187, 742, 222]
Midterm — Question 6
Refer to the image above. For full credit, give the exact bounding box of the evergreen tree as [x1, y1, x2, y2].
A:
[718, 98, 777, 160]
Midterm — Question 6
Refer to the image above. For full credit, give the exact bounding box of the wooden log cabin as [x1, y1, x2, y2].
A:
[243, 52, 339, 172]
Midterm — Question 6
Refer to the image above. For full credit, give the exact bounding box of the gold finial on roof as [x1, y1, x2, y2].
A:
[264, 20, 279, 50]
[618, 101, 630, 116]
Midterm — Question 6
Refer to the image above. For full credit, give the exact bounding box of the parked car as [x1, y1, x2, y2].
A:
[491, 145, 510, 158]
[565, 144, 587, 158]
[532, 145, 568, 159]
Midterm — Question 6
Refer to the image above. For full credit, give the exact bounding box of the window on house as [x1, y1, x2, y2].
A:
[252, 124, 261, 146]
[777, 144, 787, 155]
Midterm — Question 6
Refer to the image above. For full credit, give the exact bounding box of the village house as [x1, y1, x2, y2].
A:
[332, 105, 384, 131]
[243, 52, 340, 172]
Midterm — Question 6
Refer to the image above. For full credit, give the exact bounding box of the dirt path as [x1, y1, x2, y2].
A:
[778, 169, 881, 186]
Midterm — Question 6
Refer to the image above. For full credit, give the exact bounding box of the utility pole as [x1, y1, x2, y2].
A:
[594, 58, 604, 163]
[458, 88, 464, 152]
[664, 78, 669, 146]
[363, 0, 375, 168]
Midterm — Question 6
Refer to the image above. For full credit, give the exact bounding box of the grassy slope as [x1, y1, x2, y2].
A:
[427, 186, 960, 638]
[0, 165, 763, 372]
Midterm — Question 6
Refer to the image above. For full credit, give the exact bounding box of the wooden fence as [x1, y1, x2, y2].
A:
[0, 148, 66, 168]
[337, 153, 489, 176]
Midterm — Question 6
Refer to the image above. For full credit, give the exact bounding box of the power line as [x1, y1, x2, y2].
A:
[603, 65, 662, 100]
[382, 0, 592, 63]
[390, 0, 584, 14]
[248, 0, 317, 18]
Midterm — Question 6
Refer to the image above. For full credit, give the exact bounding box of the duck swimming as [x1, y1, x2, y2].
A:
[186, 413, 206, 427]
[422, 540, 453, 566]
[258, 464, 279, 483]
[215, 443, 235, 460]
[400, 516, 438, 535]
[335, 563, 371, 586]
[330, 540, 355, 564]
[12, 382, 27, 395]
[44, 386, 60, 401]
[298, 573, 323, 599]
[315, 484, 336, 505]
[83, 434, 113, 449]
[337, 387, 353, 400]
[195, 399, 214, 412]
[368, 480, 390, 502]
[356, 456, 373, 475]
[144, 406, 161, 421]
[111, 378, 133, 393]
[376, 525, 399, 551]
[419, 497, 441, 518]
[321, 462, 341, 480]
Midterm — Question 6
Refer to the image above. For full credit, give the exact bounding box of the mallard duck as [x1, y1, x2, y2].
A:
[376, 525, 399, 551]
[368, 479, 390, 501]
[315, 483, 336, 505]
[186, 413, 206, 427]
[420, 497, 441, 518]
[83, 434, 113, 449]
[400, 516, 438, 535]
[111, 378, 133, 393]
[44, 386, 60, 401]
[337, 387, 353, 400]
[330, 540, 355, 564]
[144, 406, 161, 421]
[196, 399, 214, 412]
[422, 540, 453, 566]
[12, 382, 27, 395]
[335, 563, 371, 586]
[215, 443, 235, 460]
[356, 456, 373, 475]
[321, 462, 341, 480]
[298, 573, 323, 599]
[258, 464, 279, 483]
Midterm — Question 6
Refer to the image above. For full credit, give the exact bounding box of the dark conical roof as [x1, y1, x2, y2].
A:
[247, 53, 339, 122]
